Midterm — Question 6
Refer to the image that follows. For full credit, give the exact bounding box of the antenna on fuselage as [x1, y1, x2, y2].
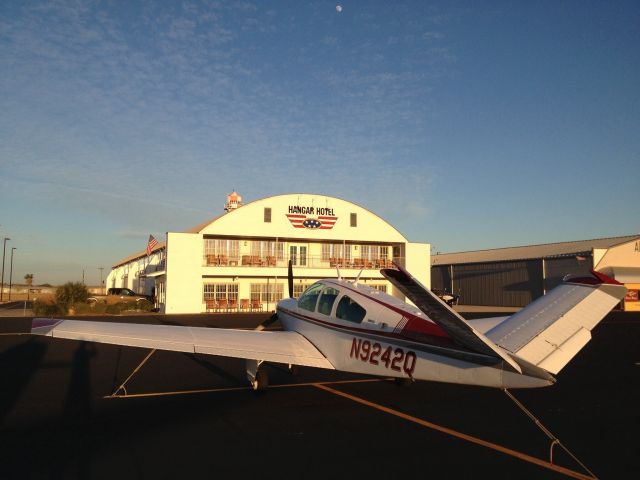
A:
[353, 268, 364, 286]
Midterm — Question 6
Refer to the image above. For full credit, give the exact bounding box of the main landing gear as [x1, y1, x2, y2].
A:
[246, 359, 269, 391]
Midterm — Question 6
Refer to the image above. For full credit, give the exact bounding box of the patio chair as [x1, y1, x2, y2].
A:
[251, 299, 262, 311]
[218, 298, 228, 311]
[205, 299, 217, 312]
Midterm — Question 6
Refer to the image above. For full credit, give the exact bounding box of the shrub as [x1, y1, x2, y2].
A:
[104, 299, 154, 314]
[136, 298, 154, 312]
[71, 302, 94, 315]
[89, 302, 108, 314]
[105, 302, 134, 314]
[33, 299, 63, 316]
[55, 282, 89, 310]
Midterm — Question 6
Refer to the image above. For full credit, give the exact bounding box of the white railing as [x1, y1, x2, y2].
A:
[202, 254, 401, 269]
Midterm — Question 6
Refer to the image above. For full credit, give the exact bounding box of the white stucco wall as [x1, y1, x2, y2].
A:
[165, 232, 202, 314]
[109, 193, 432, 314]
[105, 248, 164, 296]
[594, 238, 640, 270]
[405, 242, 431, 288]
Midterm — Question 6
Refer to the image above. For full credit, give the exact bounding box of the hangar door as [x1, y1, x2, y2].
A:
[453, 260, 543, 307]
[543, 256, 592, 292]
[431, 265, 450, 292]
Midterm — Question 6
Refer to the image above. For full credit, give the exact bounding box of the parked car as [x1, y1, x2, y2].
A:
[107, 288, 153, 302]
[108, 287, 137, 296]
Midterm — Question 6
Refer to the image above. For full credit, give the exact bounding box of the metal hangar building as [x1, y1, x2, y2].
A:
[431, 235, 640, 311]
[106, 193, 431, 314]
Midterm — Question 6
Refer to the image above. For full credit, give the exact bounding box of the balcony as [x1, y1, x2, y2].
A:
[203, 254, 399, 270]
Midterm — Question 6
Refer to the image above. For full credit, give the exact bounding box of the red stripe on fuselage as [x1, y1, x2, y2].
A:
[315, 280, 450, 340]
[279, 306, 459, 352]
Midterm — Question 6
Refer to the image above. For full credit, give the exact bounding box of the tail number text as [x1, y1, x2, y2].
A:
[349, 338, 416, 377]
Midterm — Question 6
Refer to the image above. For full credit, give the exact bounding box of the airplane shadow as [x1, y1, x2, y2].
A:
[181, 352, 245, 385]
[0, 337, 48, 426]
[60, 342, 97, 422]
[50, 341, 97, 479]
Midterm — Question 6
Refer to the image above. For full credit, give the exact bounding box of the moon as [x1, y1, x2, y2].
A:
[336, 5, 342, 13]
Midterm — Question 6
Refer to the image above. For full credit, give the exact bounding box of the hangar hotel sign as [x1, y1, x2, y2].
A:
[286, 205, 338, 230]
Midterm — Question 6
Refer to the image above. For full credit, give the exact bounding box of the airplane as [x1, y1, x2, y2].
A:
[29, 262, 626, 392]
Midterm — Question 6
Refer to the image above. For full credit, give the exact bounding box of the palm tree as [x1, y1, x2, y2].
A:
[24, 273, 34, 301]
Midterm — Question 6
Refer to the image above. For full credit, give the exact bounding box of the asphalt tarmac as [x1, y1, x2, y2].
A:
[0, 311, 638, 479]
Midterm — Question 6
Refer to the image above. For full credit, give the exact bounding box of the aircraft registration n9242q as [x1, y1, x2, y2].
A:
[30, 262, 626, 391]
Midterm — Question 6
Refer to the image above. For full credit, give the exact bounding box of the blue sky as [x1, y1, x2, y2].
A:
[1, 1, 638, 285]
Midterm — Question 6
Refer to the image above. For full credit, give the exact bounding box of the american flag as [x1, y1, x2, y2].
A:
[286, 214, 338, 230]
[147, 235, 158, 256]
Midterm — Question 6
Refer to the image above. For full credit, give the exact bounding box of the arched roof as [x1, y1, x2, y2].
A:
[192, 193, 409, 242]
[112, 194, 411, 269]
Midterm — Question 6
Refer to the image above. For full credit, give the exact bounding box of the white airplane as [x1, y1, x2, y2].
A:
[30, 263, 626, 391]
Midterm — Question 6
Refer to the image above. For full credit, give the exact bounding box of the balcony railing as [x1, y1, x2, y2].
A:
[203, 254, 400, 270]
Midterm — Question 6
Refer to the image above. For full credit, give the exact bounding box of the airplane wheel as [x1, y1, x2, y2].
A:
[252, 369, 269, 391]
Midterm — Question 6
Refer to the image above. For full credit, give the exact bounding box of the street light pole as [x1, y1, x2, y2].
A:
[9, 247, 16, 301]
[1, 237, 10, 302]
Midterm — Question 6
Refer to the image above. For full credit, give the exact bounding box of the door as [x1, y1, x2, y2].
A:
[289, 244, 308, 266]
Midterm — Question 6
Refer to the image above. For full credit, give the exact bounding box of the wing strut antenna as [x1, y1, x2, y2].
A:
[503, 389, 597, 478]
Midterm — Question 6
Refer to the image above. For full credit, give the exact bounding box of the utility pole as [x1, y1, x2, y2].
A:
[1, 237, 10, 302]
[9, 247, 16, 301]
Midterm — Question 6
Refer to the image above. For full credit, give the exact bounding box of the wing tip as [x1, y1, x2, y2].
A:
[565, 269, 623, 286]
[31, 318, 62, 334]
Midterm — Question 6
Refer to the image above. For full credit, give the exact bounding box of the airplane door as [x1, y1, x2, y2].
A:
[289, 244, 308, 266]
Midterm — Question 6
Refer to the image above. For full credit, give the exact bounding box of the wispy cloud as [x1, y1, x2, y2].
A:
[0, 0, 460, 281]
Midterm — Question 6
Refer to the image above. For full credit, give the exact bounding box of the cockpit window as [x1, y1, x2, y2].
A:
[336, 295, 366, 323]
[298, 283, 323, 312]
[317, 287, 339, 316]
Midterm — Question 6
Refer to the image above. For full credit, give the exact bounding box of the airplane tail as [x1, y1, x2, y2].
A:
[383, 265, 626, 380]
[485, 271, 626, 374]
[382, 265, 525, 373]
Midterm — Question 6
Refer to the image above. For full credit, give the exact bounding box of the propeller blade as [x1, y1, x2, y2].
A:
[255, 312, 279, 331]
[288, 259, 294, 298]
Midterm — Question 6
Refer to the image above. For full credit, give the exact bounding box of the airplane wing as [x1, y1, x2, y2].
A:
[381, 266, 524, 373]
[30, 318, 335, 370]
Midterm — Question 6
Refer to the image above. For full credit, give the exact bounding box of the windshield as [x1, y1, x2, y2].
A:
[298, 283, 323, 312]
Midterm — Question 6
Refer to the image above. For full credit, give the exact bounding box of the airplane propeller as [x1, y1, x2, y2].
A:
[288, 259, 294, 298]
[255, 260, 294, 332]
